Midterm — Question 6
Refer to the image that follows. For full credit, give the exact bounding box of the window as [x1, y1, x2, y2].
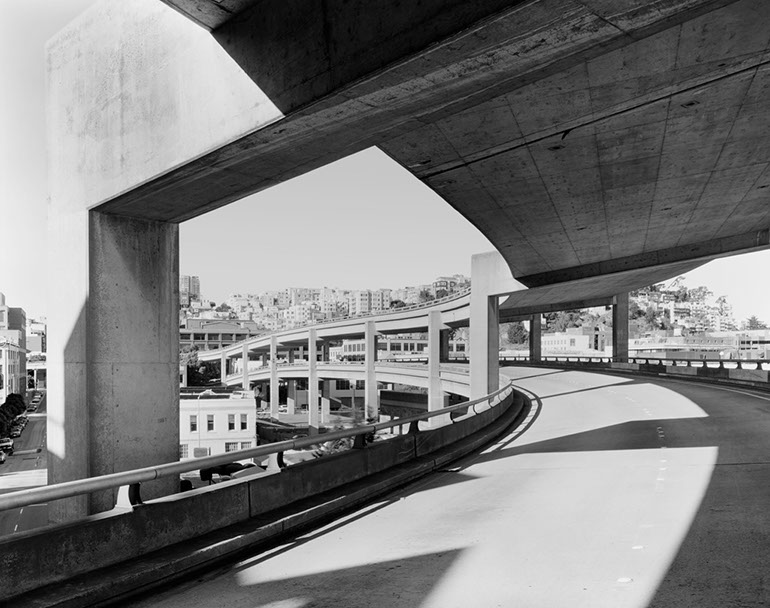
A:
[194, 333, 205, 341]
[240, 414, 248, 430]
[240, 441, 252, 450]
[336, 379, 350, 390]
[179, 444, 189, 459]
[207, 414, 214, 431]
[456, 343, 465, 352]
[225, 442, 239, 453]
[570, 339, 576, 347]
[228, 414, 235, 431]
[189, 415, 197, 432]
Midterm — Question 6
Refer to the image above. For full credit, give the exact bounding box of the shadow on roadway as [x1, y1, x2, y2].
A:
[497, 374, 770, 608]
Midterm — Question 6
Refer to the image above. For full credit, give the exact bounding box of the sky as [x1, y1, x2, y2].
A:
[1, 1, 769, 325]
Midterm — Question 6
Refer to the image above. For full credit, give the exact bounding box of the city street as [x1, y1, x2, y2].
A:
[0, 391, 48, 536]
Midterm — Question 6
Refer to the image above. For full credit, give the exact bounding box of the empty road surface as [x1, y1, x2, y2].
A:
[133, 368, 770, 608]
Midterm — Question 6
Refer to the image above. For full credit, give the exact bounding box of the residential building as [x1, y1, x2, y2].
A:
[179, 394, 257, 459]
[180, 275, 201, 306]
[0, 292, 26, 392]
[180, 318, 260, 350]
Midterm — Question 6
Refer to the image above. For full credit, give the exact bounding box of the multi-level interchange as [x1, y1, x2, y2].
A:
[2, 1, 769, 605]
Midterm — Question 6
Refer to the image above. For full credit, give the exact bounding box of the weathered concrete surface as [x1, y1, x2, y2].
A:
[57, 0, 767, 296]
[126, 368, 770, 608]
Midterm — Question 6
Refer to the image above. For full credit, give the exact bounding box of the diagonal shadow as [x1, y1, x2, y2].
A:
[137, 548, 466, 608]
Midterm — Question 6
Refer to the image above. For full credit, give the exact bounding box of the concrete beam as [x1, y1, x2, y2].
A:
[518, 229, 770, 288]
[79, 0, 732, 223]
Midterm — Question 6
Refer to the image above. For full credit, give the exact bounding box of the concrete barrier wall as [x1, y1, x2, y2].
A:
[1, 389, 524, 599]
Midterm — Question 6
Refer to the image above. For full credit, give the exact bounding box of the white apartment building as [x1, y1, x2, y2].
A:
[0, 337, 25, 401]
[179, 395, 258, 459]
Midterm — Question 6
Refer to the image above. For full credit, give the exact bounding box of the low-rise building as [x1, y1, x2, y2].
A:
[180, 318, 260, 350]
[179, 393, 257, 459]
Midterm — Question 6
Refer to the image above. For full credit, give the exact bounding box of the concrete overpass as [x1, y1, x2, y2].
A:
[38, 0, 769, 575]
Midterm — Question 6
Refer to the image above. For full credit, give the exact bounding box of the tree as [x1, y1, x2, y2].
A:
[746, 316, 768, 330]
[506, 321, 529, 345]
[215, 303, 232, 312]
[180, 345, 199, 367]
[389, 299, 406, 309]
[418, 289, 434, 304]
[544, 310, 582, 332]
[435, 289, 449, 299]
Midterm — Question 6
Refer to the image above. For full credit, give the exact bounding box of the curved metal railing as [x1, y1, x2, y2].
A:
[498, 354, 770, 370]
[0, 379, 512, 513]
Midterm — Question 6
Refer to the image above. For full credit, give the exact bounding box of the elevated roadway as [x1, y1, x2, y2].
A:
[130, 368, 770, 608]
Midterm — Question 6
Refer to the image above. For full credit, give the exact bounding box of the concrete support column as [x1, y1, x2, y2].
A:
[270, 336, 279, 417]
[308, 328, 319, 433]
[470, 293, 500, 399]
[241, 343, 250, 390]
[181, 365, 188, 388]
[220, 351, 228, 384]
[613, 292, 630, 362]
[286, 379, 296, 415]
[470, 252, 519, 399]
[288, 349, 295, 364]
[320, 379, 330, 424]
[48, 211, 179, 520]
[364, 320, 378, 421]
[428, 310, 450, 427]
[439, 329, 451, 363]
[260, 353, 267, 367]
[321, 342, 330, 362]
[529, 315, 542, 363]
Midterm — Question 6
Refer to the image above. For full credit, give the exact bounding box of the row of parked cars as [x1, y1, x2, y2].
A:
[0, 392, 42, 465]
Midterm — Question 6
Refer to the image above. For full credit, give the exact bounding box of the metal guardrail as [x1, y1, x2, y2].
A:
[0, 380, 512, 513]
[498, 355, 770, 370]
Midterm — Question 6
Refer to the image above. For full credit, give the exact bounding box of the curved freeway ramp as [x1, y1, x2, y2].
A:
[133, 368, 770, 608]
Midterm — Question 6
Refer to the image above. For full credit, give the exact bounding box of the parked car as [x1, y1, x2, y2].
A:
[0, 437, 14, 454]
[10, 427, 22, 438]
